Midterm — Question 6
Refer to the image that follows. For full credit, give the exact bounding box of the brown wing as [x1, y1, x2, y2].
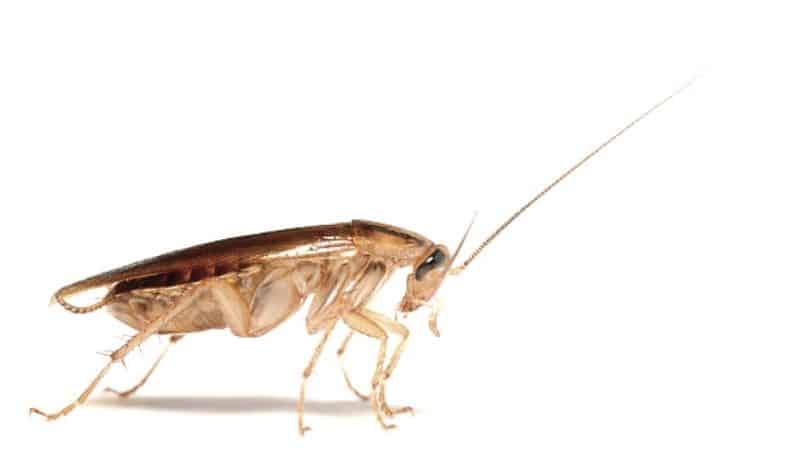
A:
[55, 223, 356, 305]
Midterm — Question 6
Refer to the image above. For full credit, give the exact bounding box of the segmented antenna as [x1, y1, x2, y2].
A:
[446, 212, 477, 272]
[453, 78, 696, 273]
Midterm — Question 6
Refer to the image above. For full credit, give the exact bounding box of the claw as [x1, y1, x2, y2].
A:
[29, 407, 62, 421]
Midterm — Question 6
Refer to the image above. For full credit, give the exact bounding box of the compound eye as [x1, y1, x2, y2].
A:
[415, 248, 446, 281]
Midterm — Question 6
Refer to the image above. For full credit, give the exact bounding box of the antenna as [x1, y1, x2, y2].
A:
[452, 78, 696, 274]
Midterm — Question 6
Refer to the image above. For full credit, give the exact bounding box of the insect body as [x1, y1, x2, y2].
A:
[34, 221, 456, 431]
[30, 80, 694, 433]
[100, 222, 424, 338]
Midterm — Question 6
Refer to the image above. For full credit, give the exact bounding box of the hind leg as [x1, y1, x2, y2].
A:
[30, 361, 113, 421]
[105, 335, 184, 398]
[30, 284, 203, 421]
[107, 279, 248, 396]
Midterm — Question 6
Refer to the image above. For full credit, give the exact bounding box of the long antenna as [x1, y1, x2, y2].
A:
[452, 78, 696, 274]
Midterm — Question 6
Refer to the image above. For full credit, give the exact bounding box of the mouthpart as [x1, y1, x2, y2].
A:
[398, 295, 420, 313]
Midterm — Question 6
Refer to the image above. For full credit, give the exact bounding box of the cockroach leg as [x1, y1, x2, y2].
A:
[336, 331, 370, 401]
[342, 309, 395, 430]
[376, 384, 413, 418]
[381, 388, 412, 417]
[208, 279, 251, 337]
[298, 320, 337, 436]
[362, 310, 408, 381]
[360, 309, 414, 417]
[30, 283, 200, 421]
[105, 335, 184, 398]
[29, 362, 113, 421]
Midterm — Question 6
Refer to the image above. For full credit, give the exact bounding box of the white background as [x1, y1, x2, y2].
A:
[2, 1, 799, 464]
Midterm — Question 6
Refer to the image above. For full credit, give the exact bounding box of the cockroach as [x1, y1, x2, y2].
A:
[30, 80, 694, 434]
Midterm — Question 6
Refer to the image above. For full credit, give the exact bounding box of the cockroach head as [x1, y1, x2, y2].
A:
[399, 244, 451, 313]
[399, 214, 476, 313]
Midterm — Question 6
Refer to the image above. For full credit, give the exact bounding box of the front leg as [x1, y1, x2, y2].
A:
[358, 309, 414, 417]
[341, 309, 395, 430]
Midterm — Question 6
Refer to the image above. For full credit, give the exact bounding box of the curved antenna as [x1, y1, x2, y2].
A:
[452, 78, 697, 274]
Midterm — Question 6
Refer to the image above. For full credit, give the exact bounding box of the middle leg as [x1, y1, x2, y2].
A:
[297, 320, 336, 435]
[336, 331, 369, 401]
